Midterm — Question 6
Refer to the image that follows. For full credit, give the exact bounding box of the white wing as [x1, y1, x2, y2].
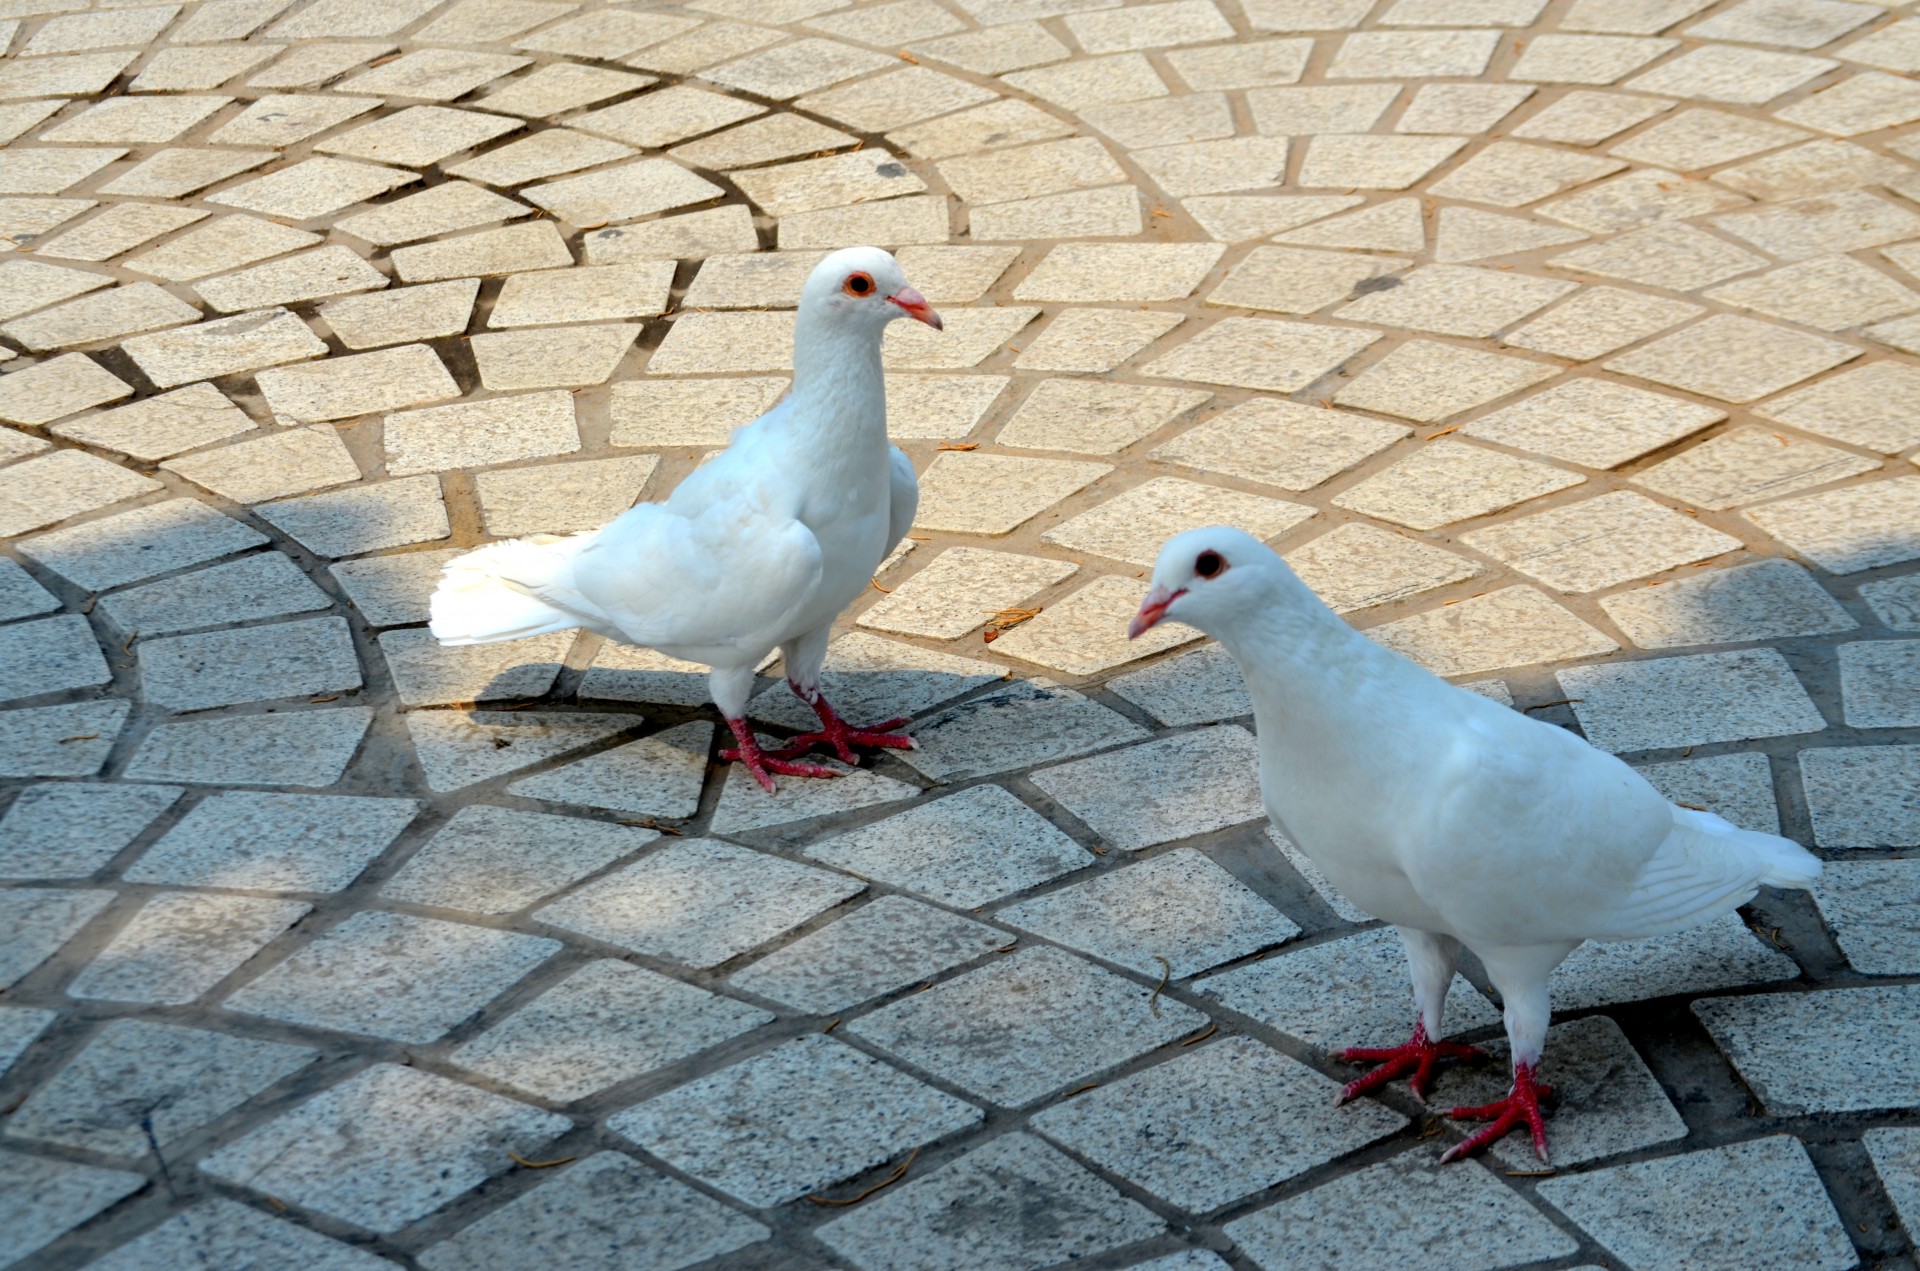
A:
[1587, 806, 1821, 940]
[885, 443, 918, 555]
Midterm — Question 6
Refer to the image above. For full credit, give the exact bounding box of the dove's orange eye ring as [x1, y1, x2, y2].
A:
[843, 272, 875, 297]
[1195, 550, 1226, 579]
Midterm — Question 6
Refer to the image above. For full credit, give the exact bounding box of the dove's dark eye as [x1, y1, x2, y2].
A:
[1195, 550, 1225, 579]
[843, 272, 875, 297]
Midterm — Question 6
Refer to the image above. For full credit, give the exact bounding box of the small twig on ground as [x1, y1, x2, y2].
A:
[1521, 698, 1581, 713]
[1148, 955, 1171, 1018]
[1180, 1023, 1218, 1046]
[508, 1150, 576, 1169]
[870, 578, 891, 593]
[937, 442, 977, 451]
[1063, 1082, 1100, 1097]
[56, 734, 99, 744]
[822, 1018, 840, 1033]
[807, 1150, 919, 1207]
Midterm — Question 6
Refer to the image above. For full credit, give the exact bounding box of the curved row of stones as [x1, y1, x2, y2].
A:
[1, 0, 1920, 1266]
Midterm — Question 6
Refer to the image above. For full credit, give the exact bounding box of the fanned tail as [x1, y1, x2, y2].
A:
[1592, 806, 1821, 941]
[428, 534, 606, 646]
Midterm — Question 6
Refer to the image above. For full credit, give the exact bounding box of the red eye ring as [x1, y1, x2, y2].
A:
[1195, 550, 1225, 579]
[843, 272, 875, 297]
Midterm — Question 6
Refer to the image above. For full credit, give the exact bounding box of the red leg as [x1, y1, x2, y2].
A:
[1335, 1021, 1488, 1105]
[1440, 1062, 1553, 1165]
[768, 690, 914, 763]
[719, 716, 840, 794]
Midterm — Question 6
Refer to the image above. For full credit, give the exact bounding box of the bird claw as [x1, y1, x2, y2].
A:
[721, 718, 841, 794]
[771, 704, 914, 764]
[1334, 1024, 1487, 1105]
[1439, 1063, 1553, 1165]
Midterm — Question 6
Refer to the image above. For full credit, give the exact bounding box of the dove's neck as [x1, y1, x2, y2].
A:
[788, 312, 889, 465]
[1211, 578, 1390, 740]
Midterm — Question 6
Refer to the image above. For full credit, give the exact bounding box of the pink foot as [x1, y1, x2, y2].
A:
[1440, 1062, 1553, 1164]
[1335, 1022, 1487, 1105]
[770, 694, 914, 764]
[720, 717, 839, 794]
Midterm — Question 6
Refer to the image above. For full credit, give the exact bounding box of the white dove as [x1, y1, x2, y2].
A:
[1130, 527, 1821, 1164]
[430, 246, 941, 792]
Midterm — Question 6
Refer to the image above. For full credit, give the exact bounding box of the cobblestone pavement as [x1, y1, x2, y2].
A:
[3, 0, 1920, 1267]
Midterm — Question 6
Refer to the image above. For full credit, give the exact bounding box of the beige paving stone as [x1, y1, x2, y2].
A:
[1274, 197, 1426, 251]
[1687, 0, 1876, 48]
[0, 352, 130, 425]
[1144, 317, 1382, 391]
[1609, 108, 1812, 172]
[893, 247, 1021, 306]
[49, 382, 255, 460]
[1463, 489, 1741, 591]
[445, 129, 638, 188]
[1743, 475, 1920, 573]
[123, 214, 321, 283]
[514, 8, 698, 59]
[938, 137, 1127, 206]
[1082, 91, 1236, 150]
[1505, 285, 1703, 360]
[0, 259, 107, 323]
[256, 343, 459, 423]
[1013, 309, 1183, 373]
[391, 221, 572, 283]
[886, 98, 1075, 161]
[384, 391, 580, 477]
[859, 546, 1077, 640]
[570, 86, 762, 150]
[1248, 82, 1402, 134]
[1063, 0, 1231, 52]
[1604, 314, 1861, 402]
[797, 66, 995, 133]
[647, 311, 795, 374]
[968, 185, 1141, 240]
[1511, 33, 1678, 84]
[0, 50, 136, 101]
[1634, 424, 1880, 510]
[1755, 363, 1920, 454]
[1182, 193, 1362, 241]
[1004, 52, 1169, 110]
[609, 376, 788, 447]
[0, 147, 127, 197]
[625, 22, 788, 75]
[0, 281, 198, 351]
[1778, 70, 1920, 136]
[1717, 190, 1920, 263]
[32, 202, 207, 264]
[912, 451, 1111, 535]
[207, 157, 415, 221]
[121, 306, 326, 388]
[163, 424, 360, 503]
[25, 5, 177, 54]
[1550, 222, 1768, 292]
[0, 101, 64, 147]
[491, 262, 672, 328]
[0, 197, 97, 246]
[884, 306, 1039, 370]
[807, 0, 962, 43]
[523, 159, 724, 227]
[1043, 476, 1315, 566]
[415, 0, 578, 45]
[1627, 44, 1836, 105]
[204, 93, 381, 147]
[475, 455, 655, 535]
[1160, 400, 1405, 494]
[336, 48, 532, 102]
[1334, 439, 1584, 530]
[1431, 206, 1587, 262]
[732, 151, 925, 220]
[264, 0, 436, 38]
[193, 244, 387, 314]
[1425, 140, 1625, 208]
[579, 205, 760, 264]
[0, 448, 159, 536]
[910, 20, 1070, 73]
[97, 148, 274, 199]
[1465, 378, 1724, 470]
[1285, 522, 1485, 613]
[1333, 264, 1575, 337]
[1368, 584, 1618, 676]
[1335, 340, 1559, 423]
[704, 36, 894, 100]
[131, 44, 285, 92]
[1540, 167, 1752, 235]
[245, 41, 396, 90]
[335, 182, 529, 249]
[1296, 134, 1466, 190]
[671, 113, 854, 170]
[1705, 256, 1920, 332]
[471, 323, 639, 390]
[777, 195, 951, 250]
[679, 251, 825, 311]
[1012, 243, 1224, 304]
[258, 474, 449, 558]
[313, 106, 521, 171]
[1205, 245, 1408, 314]
[1165, 36, 1311, 89]
[1510, 88, 1675, 145]
[885, 374, 1009, 440]
[1327, 29, 1499, 78]
[993, 574, 1202, 673]
[1601, 558, 1857, 649]
[1715, 139, 1914, 202]
[475, 62, 652, 119]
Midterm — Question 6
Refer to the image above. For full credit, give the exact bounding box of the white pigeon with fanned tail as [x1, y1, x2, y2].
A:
[430, 246, 941, 792]
[1130, 527, 1820, 1165]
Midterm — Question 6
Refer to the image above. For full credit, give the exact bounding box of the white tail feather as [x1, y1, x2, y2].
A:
[428, 536, 601, 646]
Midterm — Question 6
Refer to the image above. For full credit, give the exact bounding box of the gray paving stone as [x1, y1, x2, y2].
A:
[1812, 859, 1920, 975]
[730, 896, 1004, 1015]
[1858, 575, 1920, 631]
[382, 804, 656, 915]
[1866, 1129, 1920, 1255]
[1838, 639, 1920, 728]
[0, 701, 129, 779]
[0, 1149, 145, 1271]
[385, 390, 580, 476]
[708, 752, 923, 838]
[850, 945, 1205, 1107]
[88, 1198, 398, 1271]
[225, 910, 559, 1043]
[1560, 647, 1825, 753]
[815, 1132, 1164, 1271]
[1001, 847, 1298, 978]
[900, 680, 1150, 784]
[1283, 523, 1483, 615]
[995, 378, 1208, 456]
[0, 560, 55, 625]
[1537, 1136, 1854, 1270]
[859, 547, 1074, 641]
[68, 891, 309, 1005]
[535, 838, 863, 969]
[198, 1063, 571, 1234]
[258, 476, 451, 560]
[451, 960, 772, 1105]
[4, 1018, 315, 1157]
[1030, 727, 1264, 853]
[0, 781, 179, 880]
[380, 628, 571, 707]
[748, 635, 1002, 737]
[1034, 1035, 1404, 1214]
[124, 790, 419, 893]
[0, 1006, 53, 1081]
[1227, 1149, 1577, 1271]
[1553, 913, 1798, 1011]
[1800, 744, 1920, 847]
[1634, 751, 1782, 834]
[611, 1034, 981, 1207]
[1106, 643, 1251, 727]
[0, 449, 161, 539]
[323, 551, 463, 626]
[124, 707, 371, 787]
[403, 707, 645, 792]
[98, 552, 330, 638]
[139, 615, 362, 712]
[21, 497, 267, 592]
[418, 1152, 768, 1271]
[0, 887, 115, 989]
[0, 612, 108, 702]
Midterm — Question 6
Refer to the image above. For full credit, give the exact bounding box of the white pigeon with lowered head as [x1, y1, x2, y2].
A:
[430, 246, 941, 792]
[1130, 526, 1821, 1163]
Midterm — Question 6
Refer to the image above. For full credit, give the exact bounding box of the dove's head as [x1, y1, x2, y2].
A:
[801, 246, 943, 333]
[1130, 526, 1291, 640]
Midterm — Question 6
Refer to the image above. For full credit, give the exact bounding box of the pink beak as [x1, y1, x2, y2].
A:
[889, 286, 943, 331]
[1129, 585, 1186, 639]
